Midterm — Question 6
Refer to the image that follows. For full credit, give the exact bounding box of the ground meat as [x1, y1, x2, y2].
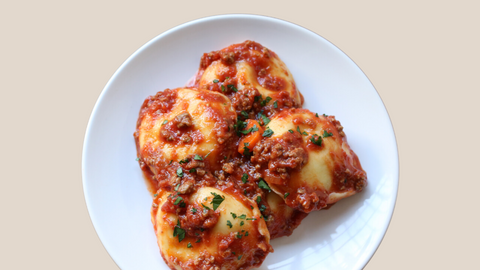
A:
[180, 205, 220, 234]
[221, 51, 235, 65]
[177, 179, 195, 194]
[175, 112, 193, 128]
[252, 132, 308, 172]
[231, 86, 261, 114]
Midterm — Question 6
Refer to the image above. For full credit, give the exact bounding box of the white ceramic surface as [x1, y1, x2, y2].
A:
[82, 14, 398, 270]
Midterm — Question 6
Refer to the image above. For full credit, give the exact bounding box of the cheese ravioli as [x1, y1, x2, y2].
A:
[152, 187, 272, 270]
[193, 40, 303, 116]
[251, 108, 367, 213]
[135, 88, 237, 180]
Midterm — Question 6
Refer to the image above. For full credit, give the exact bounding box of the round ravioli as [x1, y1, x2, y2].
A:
[135, 88, 237, 177]
[151, 187, 272, 270]
[251, 108, 367, 213]
[193, 40, 303, 116]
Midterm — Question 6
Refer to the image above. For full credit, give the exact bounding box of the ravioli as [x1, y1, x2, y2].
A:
[251, 108, 367, 213]
[193, 40, 303, 116]
[135, 88, 237, 179]
[151, 187, 272, 270]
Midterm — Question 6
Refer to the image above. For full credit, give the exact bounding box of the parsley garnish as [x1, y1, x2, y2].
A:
[238, 214, 246, 219]
[227, 84, 238, 92]
[211, 192, 225, 210]
[213, 79, 219, 83]
[258, 179, 271, 191]
[246, 218, 256, 221]
[284, 193, 290, 199]
[241, 173, 248, 184]
[162, 120, 168, 125]
[310, 135, 323, 146]
[238, 255, 242, 260]
[191, 208, 197, 213]
[262, 128, 274, 137]
[169, 160, 173, 165]
[242, 143, 251, 156]
[189, 168, 196, 173]
[254, 95, 261, 102]
[193, 154, 203, 161]
[273, 100, 278, 108]
[259, 205, 266, 212]
[154, 194, 158, 197]
[322, 130, 333, 138]
[173, 197, 183, 205]
[173, 220, 185, 242]
[240, 221, 245, 226]
[187, 242, 192, 248]
[236, 233, 243, 239]
[260, 96, 272, 106]
[315, 113, 319, 117]
[201, 203, 211, 210]
[245, 231, 249, 236]
[176, 167, 183, 177]
[231, 212, 237, 219]
[196, 239, 201, 243]
[256, 196, 261, 203]
[227, 220, 233, 228]
[179, 158, 189, 164]
[323, 114, 328, 117]
[135, 157, 140, 161]
[174, 184, 180, 191]
[221, 85, 225, 92]
[241, 111, 249, 118]
[258, 112, 270, 126]
[288, 129, 294, 133]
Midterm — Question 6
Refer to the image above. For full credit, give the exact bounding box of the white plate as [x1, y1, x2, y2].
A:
[82, 14, 398, 270]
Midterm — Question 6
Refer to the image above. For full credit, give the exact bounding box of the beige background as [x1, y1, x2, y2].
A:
[1, 0, 479, 269]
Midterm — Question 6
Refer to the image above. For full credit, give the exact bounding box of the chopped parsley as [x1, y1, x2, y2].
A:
[315, 113, 319, 117]
[246, 218, 256, 221]
[238, 255, 242, 260]
[196, 239, 201, 243]
[241, 111, 249, 118]
[242, 143, 251, 156]
[323, 114, 328, 117]
[174, 184, 180, 191]
[238, 214, 246, 219]
[213, 79, 219, 83]
[189, 168, 196, 173]
[194, 154, 203, 161]
[245, 231, 249, 236]
[284, 193, 290, 199]
[227, 84, 238, 92]
[201, 203, 211, 210]
[256, 196, 261, 203]
[169, 160, 173, 165]
[310, 135, 323, 146]
[211, 192, 225, 211]
[262, 128, 274, 137]
[241, 173, 248, 184]
[273, 100, 278, 108]
[231, 212, 237, 219]
[288, 129, 294, 133]
[173, 197, 183, 205]
[179, 158, 189, 164]
[260, 96, 272, 106]
[173, 220, 185, 242]
[191, 208, 197, 213]
[176, 167, 184, 177]
[240, 221, 244, 226]
[240, 124, 259, 135]
[162, 120, 168, 125]
[227, 220, 233, 228]
[258, 179, 271, 191]
[154, 193, 158, 197]
[258, 112, 270, 126]
[135, 157, 140, 161]
[187, 242, 192, 248]
[322, 130, 333, 138]
[259, 205, 266, 212]
[236, 233, 243, 239]
[221, 85, 225, 92]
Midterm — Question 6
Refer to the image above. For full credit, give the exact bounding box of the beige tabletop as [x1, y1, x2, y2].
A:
[1, 0, 479, 269]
